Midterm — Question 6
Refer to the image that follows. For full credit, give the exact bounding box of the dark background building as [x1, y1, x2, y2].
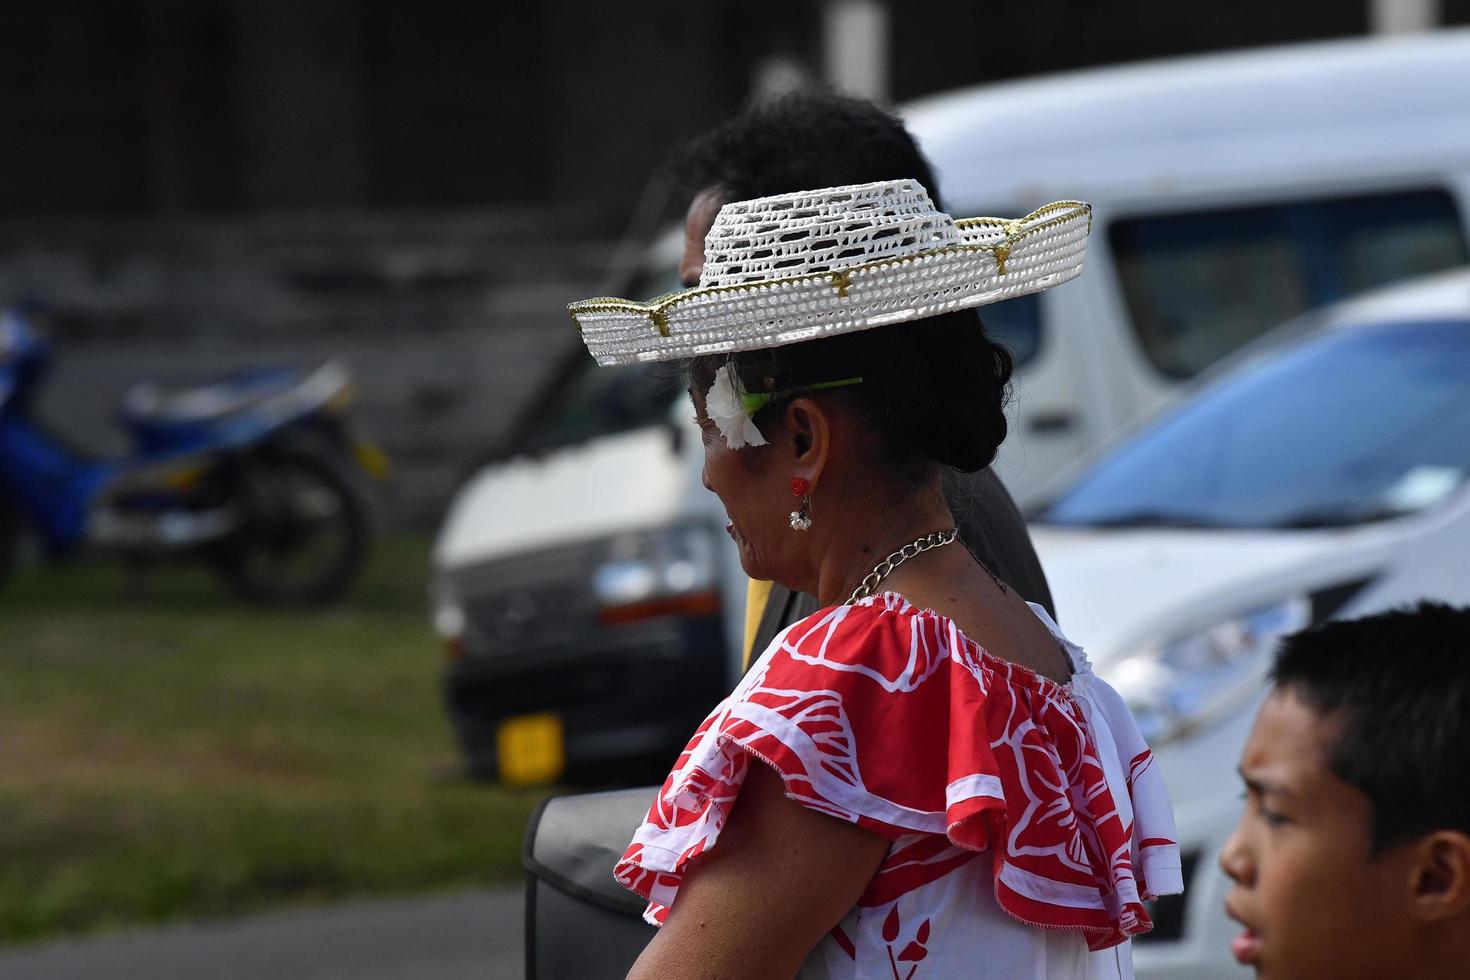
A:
[4, 0, 1467, 521]
[17, 0, 1470, 217]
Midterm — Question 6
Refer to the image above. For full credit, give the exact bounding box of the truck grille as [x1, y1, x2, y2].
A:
[453, 538, 603, 657]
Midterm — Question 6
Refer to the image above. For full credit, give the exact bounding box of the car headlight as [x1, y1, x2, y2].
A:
[1104, 597, 1312, 746]
[591, 523, 720, 624]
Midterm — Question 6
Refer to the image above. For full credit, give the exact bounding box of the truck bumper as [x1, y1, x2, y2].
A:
[443, 611, 727, 783]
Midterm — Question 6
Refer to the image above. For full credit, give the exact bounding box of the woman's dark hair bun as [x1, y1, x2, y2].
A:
[904, 312, 1013, 472]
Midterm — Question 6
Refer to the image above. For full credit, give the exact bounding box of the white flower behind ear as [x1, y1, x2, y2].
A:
[706, 363, 768, 449]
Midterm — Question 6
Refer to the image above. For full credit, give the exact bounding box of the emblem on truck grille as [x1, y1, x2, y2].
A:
[491, 592, 537, 641]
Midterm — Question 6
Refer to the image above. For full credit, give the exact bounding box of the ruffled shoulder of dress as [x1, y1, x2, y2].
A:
[614, 593, 1182, 952]
[765, 594, 1084, 703]
[1024, 600, 1095, 678]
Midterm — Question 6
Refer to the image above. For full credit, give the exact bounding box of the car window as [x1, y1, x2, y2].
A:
[1037, 319, 1470, 530]
[1109, 189, 1468, 378]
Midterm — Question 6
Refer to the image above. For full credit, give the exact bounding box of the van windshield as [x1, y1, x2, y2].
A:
[517, 261, 686, 453]
[1037, 319, 1470, 530]
[519, 358, 686, 453]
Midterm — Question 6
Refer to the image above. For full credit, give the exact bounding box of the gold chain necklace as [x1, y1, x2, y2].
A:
[845, 529, 960, 605]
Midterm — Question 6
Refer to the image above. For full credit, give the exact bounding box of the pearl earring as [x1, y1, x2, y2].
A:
[789, 477, 812, 531]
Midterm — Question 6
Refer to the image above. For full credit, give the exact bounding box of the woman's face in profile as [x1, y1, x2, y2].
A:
[690, 382, 793, 584]
[682, 187, 805, 585]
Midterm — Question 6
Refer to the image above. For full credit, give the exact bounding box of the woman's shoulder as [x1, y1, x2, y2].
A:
[756, 592, 963, 695]
[777, 592, 919, 654]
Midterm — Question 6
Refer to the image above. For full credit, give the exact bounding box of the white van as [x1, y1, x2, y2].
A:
[430, 31, 1470, 785]
[906, 29, 1470, 505]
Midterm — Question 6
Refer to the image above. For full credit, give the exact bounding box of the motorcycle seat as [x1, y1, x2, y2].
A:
[121, 364, 347, 427]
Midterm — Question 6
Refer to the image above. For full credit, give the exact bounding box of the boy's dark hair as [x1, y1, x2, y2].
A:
[1271, 601, 1470, 853]
[676, 92, 1012, 475]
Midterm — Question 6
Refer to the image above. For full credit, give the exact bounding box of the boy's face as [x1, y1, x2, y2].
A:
[1220, 690, 1416, 979]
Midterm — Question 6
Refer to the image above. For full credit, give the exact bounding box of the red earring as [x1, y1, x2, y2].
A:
[790, 477, 810, 497]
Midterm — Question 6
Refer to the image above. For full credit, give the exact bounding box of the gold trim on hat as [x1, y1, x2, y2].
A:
[569, 201, 1090, 338]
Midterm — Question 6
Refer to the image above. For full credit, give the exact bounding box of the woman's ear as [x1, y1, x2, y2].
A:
[782, 397, 830, 485]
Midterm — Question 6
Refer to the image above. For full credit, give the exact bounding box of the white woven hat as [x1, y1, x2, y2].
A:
[569, 179, 1091, 366]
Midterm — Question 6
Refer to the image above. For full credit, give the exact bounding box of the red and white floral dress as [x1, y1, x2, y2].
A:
[615, 593, 1183, 979]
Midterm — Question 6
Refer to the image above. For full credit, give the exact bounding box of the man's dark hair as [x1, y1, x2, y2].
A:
[674, 91, 946, 209]
[1271, 601, 1470, 853]
[677, 92, 1011, 475]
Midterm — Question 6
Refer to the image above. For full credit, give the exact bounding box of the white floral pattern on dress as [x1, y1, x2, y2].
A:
[615, 594, 1184, 974]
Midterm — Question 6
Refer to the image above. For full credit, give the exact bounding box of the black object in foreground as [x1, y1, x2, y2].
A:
[523, 787, 655, 979]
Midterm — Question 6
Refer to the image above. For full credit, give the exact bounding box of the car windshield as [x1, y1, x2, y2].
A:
[1038, 319, 1470, 530]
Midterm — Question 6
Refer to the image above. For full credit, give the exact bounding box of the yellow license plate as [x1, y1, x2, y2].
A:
[496, 713, 565, 787]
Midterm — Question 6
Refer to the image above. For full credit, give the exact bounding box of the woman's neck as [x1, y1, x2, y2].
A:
[808, 480, 956, 607]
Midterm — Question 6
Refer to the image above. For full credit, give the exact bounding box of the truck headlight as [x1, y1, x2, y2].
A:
[1104, 597, 1311, 746]
[429, 573, 466, 642]
[591, 523, 720, 624]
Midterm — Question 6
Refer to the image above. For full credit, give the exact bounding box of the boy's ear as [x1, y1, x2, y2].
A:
[1407, 830, 1470, 922]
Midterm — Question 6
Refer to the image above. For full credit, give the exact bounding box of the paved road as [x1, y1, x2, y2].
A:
[0, 886, 522, 980]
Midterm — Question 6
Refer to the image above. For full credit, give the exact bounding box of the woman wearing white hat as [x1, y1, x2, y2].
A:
[571, 179, 1181, 978]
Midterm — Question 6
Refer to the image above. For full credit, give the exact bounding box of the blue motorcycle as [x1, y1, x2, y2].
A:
[0, 309, 387, 603]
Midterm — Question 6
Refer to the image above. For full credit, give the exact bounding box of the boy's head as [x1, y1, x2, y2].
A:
[1221, 601, 1470, 979]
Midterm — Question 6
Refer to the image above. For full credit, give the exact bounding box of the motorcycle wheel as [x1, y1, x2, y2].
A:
[210, 448, 371, 606]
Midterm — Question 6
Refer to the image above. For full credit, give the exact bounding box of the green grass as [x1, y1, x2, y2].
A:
[0, 536, 544, 943]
